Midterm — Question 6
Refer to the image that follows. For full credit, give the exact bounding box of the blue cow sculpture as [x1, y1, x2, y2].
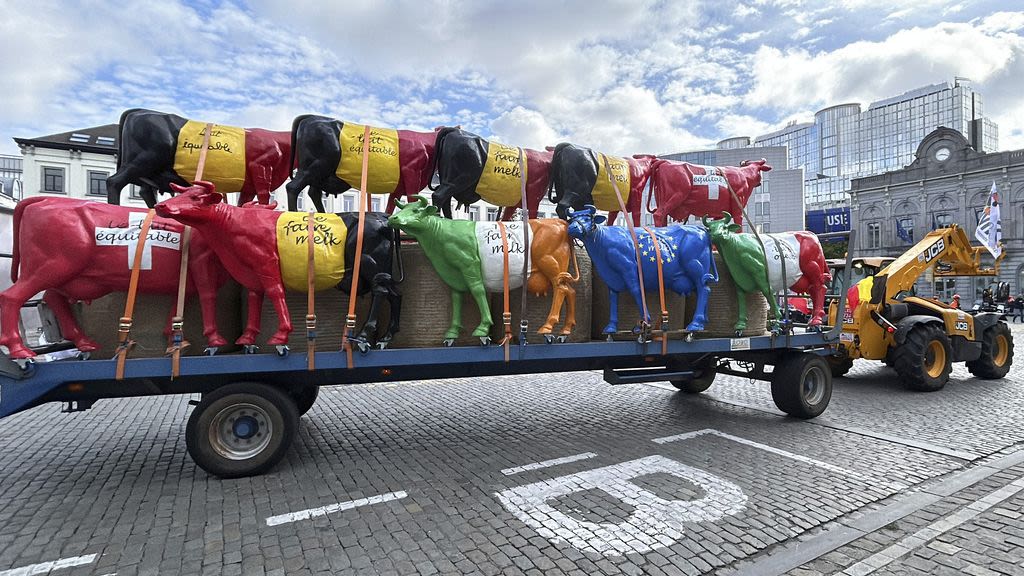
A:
[567, 205, 717, 335]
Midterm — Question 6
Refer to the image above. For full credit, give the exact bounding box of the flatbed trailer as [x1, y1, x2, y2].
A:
[0, 323, 845, 478]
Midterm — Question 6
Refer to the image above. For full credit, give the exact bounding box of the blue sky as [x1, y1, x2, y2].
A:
[2, 0, 1022, 157]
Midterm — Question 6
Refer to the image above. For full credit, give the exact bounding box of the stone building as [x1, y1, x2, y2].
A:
[849, 127, 1024, 302]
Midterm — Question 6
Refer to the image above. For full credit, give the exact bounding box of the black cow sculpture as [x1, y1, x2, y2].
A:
[547, 143, 656, 226]
[285, 115, 440, 213]
[106, 108, 291, 208]
[429, 127, 553, 220]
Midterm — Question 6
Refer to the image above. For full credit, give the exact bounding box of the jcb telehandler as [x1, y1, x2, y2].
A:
[827, 224, 1013, 391]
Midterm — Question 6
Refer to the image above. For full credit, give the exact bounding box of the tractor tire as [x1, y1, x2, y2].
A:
[966, 322, 1014, 379]
[893, 324, 952, 392]
[770, 353, 832, 419]
[670, 359, 717, 394]
[828, 356, 854, 377]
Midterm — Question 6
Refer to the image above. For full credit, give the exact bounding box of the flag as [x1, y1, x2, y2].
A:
[975, 181, 1002, 259]
[846, 276, 874, 311]
[896, 218, 912, 243]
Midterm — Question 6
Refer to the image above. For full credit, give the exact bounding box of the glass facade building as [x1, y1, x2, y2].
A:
[735, 80, 999, 207]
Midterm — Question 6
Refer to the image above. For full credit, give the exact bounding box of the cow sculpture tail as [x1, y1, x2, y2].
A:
[114, 108, 149, 171]
[428, 127, 460, 192]
[10, 196, 49, 283]
[392, 226, 405, 284]
[546, 143, 570, 204]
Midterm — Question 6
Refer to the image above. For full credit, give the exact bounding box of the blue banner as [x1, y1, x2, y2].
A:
[806, 207, 850, 242]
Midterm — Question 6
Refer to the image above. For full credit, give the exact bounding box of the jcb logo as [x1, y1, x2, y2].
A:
[923, 238, 945, 263]
[955, 321, 969, 332]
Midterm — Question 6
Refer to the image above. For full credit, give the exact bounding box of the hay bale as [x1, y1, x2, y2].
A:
[77, 281, 244, 357]
[590, 269, 690, 341]
[503, 246, 592, 344]
[704, 253, 768, 337]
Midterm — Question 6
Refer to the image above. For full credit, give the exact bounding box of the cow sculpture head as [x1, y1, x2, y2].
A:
[566, 205, 606, 241]
[702, 211, 742, 243]
[387, 195, 439, 235]
[155, 180, 225, 221]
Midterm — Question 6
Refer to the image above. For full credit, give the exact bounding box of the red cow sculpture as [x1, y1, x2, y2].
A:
[0, 197, 230, 360]
[647, 158, 771, 227]
[106, 109, 291, 208]
[547, 143, 655, 226]
[155, 181, 402, 351]
[285, 114, 441, 213]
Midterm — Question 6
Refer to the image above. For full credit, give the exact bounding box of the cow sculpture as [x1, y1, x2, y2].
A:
[429, 127, 552, 220]
[548, 143, 656, 226]
[0, 197, 231, 360]
[155, 181, 402, 352]
[648, 158, 771, 227]
[285, 115, 440, 213]
[567, 205, 717, 336]
[387, 196, 577, 346]
[703, 212, 831, 334]
[106, 108, 291, 208]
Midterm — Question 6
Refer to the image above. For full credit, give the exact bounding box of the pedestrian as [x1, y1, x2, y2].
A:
[951, 294, 960, 309]
[1015, 294, 1024, 323]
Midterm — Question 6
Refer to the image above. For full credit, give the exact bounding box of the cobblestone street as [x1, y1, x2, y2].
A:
[1, 325, 1022, 575]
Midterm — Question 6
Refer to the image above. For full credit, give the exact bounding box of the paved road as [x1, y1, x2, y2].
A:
[1, 325, 1023, 575]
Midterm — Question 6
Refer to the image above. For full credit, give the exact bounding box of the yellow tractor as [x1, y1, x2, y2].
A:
[827, 225, 1013, 391]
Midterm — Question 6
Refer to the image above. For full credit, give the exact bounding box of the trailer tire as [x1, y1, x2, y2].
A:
[828, 356, 854, 377]
[670, 359, 717, 393]
[893, 324, 951, 391]
[771, 353, 831, 419]
[186, 382, 299, 478]
[293, 385, 320, 416]
[966, 322, 1013, 379]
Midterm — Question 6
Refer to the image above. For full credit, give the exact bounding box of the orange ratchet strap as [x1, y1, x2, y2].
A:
[642, 225, 669, 355]
[517, 148, 530, 343]
[342, 125, 372, 368]
[498, 221, 512, 361]
[115, 209, 157, 380]
[603, 155, 651, 337]
[306, 211, 317, 371]
[167, 225, 192, 378]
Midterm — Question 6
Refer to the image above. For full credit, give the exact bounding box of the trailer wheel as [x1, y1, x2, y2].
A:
[670, 359, 717, 394]
[292, 385, 320, 416]
[827, 356, 854, 377]
[186, 382, 299, 478]
[966, 322, 1014, 379]
[893, 323, 951, 391]
[770, 353, 832, 419]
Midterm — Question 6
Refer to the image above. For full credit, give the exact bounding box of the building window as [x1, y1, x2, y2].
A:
[896, 217, 914, 244]
[88, 171, 108, 197]
[42, 167, 65, 193]
[933, 212, 953, 229]
[933, 278, 956, 302]
[129, 185, 142, 200]
[486, 207, 499, 221]
[342, 195, 354, 212]
[867, 222, 881, 248]
[371, 197, 381, 212]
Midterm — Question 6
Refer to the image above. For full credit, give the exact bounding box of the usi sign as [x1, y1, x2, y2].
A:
[806, 207, 851, 234]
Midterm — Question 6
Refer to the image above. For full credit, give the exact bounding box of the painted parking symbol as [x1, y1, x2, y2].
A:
[495, 455, 747, 556]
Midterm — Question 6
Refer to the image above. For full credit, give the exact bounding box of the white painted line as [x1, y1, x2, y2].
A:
[501, 452, 598, 476]
[265, 491, 407, 526]
[841, 475, 1024, 576]
[0, 554, 98, 576]
[653, 428, 908, 492]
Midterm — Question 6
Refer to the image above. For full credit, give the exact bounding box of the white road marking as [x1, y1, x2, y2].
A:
[501, 452, 598, 476]
[841, 475, 1024, 575]
[496, 455, 747, 556]
[652, 428, 908, 492]
[265, 491, 408, 526]
[0, 554, 98, 576]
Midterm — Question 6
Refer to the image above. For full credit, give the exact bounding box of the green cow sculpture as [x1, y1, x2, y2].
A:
[388, 196, 578, 346]
[703, 212, 831, 335]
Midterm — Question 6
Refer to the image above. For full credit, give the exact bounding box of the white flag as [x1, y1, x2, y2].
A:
[975, 181, 1002, 259]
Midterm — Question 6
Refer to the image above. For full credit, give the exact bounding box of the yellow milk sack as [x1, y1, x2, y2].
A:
[276, 213, 348, 292]
[476, 141, 525, 206]
[591, 153, 632, 211]
[173, 120, 247, 191]
[337, 123, 401, 194]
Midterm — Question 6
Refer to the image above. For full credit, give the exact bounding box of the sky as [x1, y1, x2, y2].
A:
[2, 0, 1023, 158]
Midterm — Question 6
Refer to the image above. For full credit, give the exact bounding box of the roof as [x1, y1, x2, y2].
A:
[14, 124, 118, 155]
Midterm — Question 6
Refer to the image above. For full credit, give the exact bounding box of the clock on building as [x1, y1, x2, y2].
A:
[935, 147, 951, 162]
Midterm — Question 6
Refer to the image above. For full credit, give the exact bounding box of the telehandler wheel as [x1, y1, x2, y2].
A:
[670, 359, 717, 394]
[827, 356, 854, 377]
[966, 322, 1014, 379]
[186, 382, 299, 478]
[893, 324, 951, 391]
[770, 353, 832, 419]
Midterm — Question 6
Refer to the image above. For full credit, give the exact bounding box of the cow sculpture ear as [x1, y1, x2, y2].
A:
[594, 215, 607, 224]
[424, 205, 439, 216]
[727, 223, 741, 233]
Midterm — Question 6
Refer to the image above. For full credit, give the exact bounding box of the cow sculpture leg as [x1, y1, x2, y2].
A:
[0, 266, 89, 359]
[236, 290, 264, 350]
[680, 260, 712, 332]
[43, 291, 99, 354]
